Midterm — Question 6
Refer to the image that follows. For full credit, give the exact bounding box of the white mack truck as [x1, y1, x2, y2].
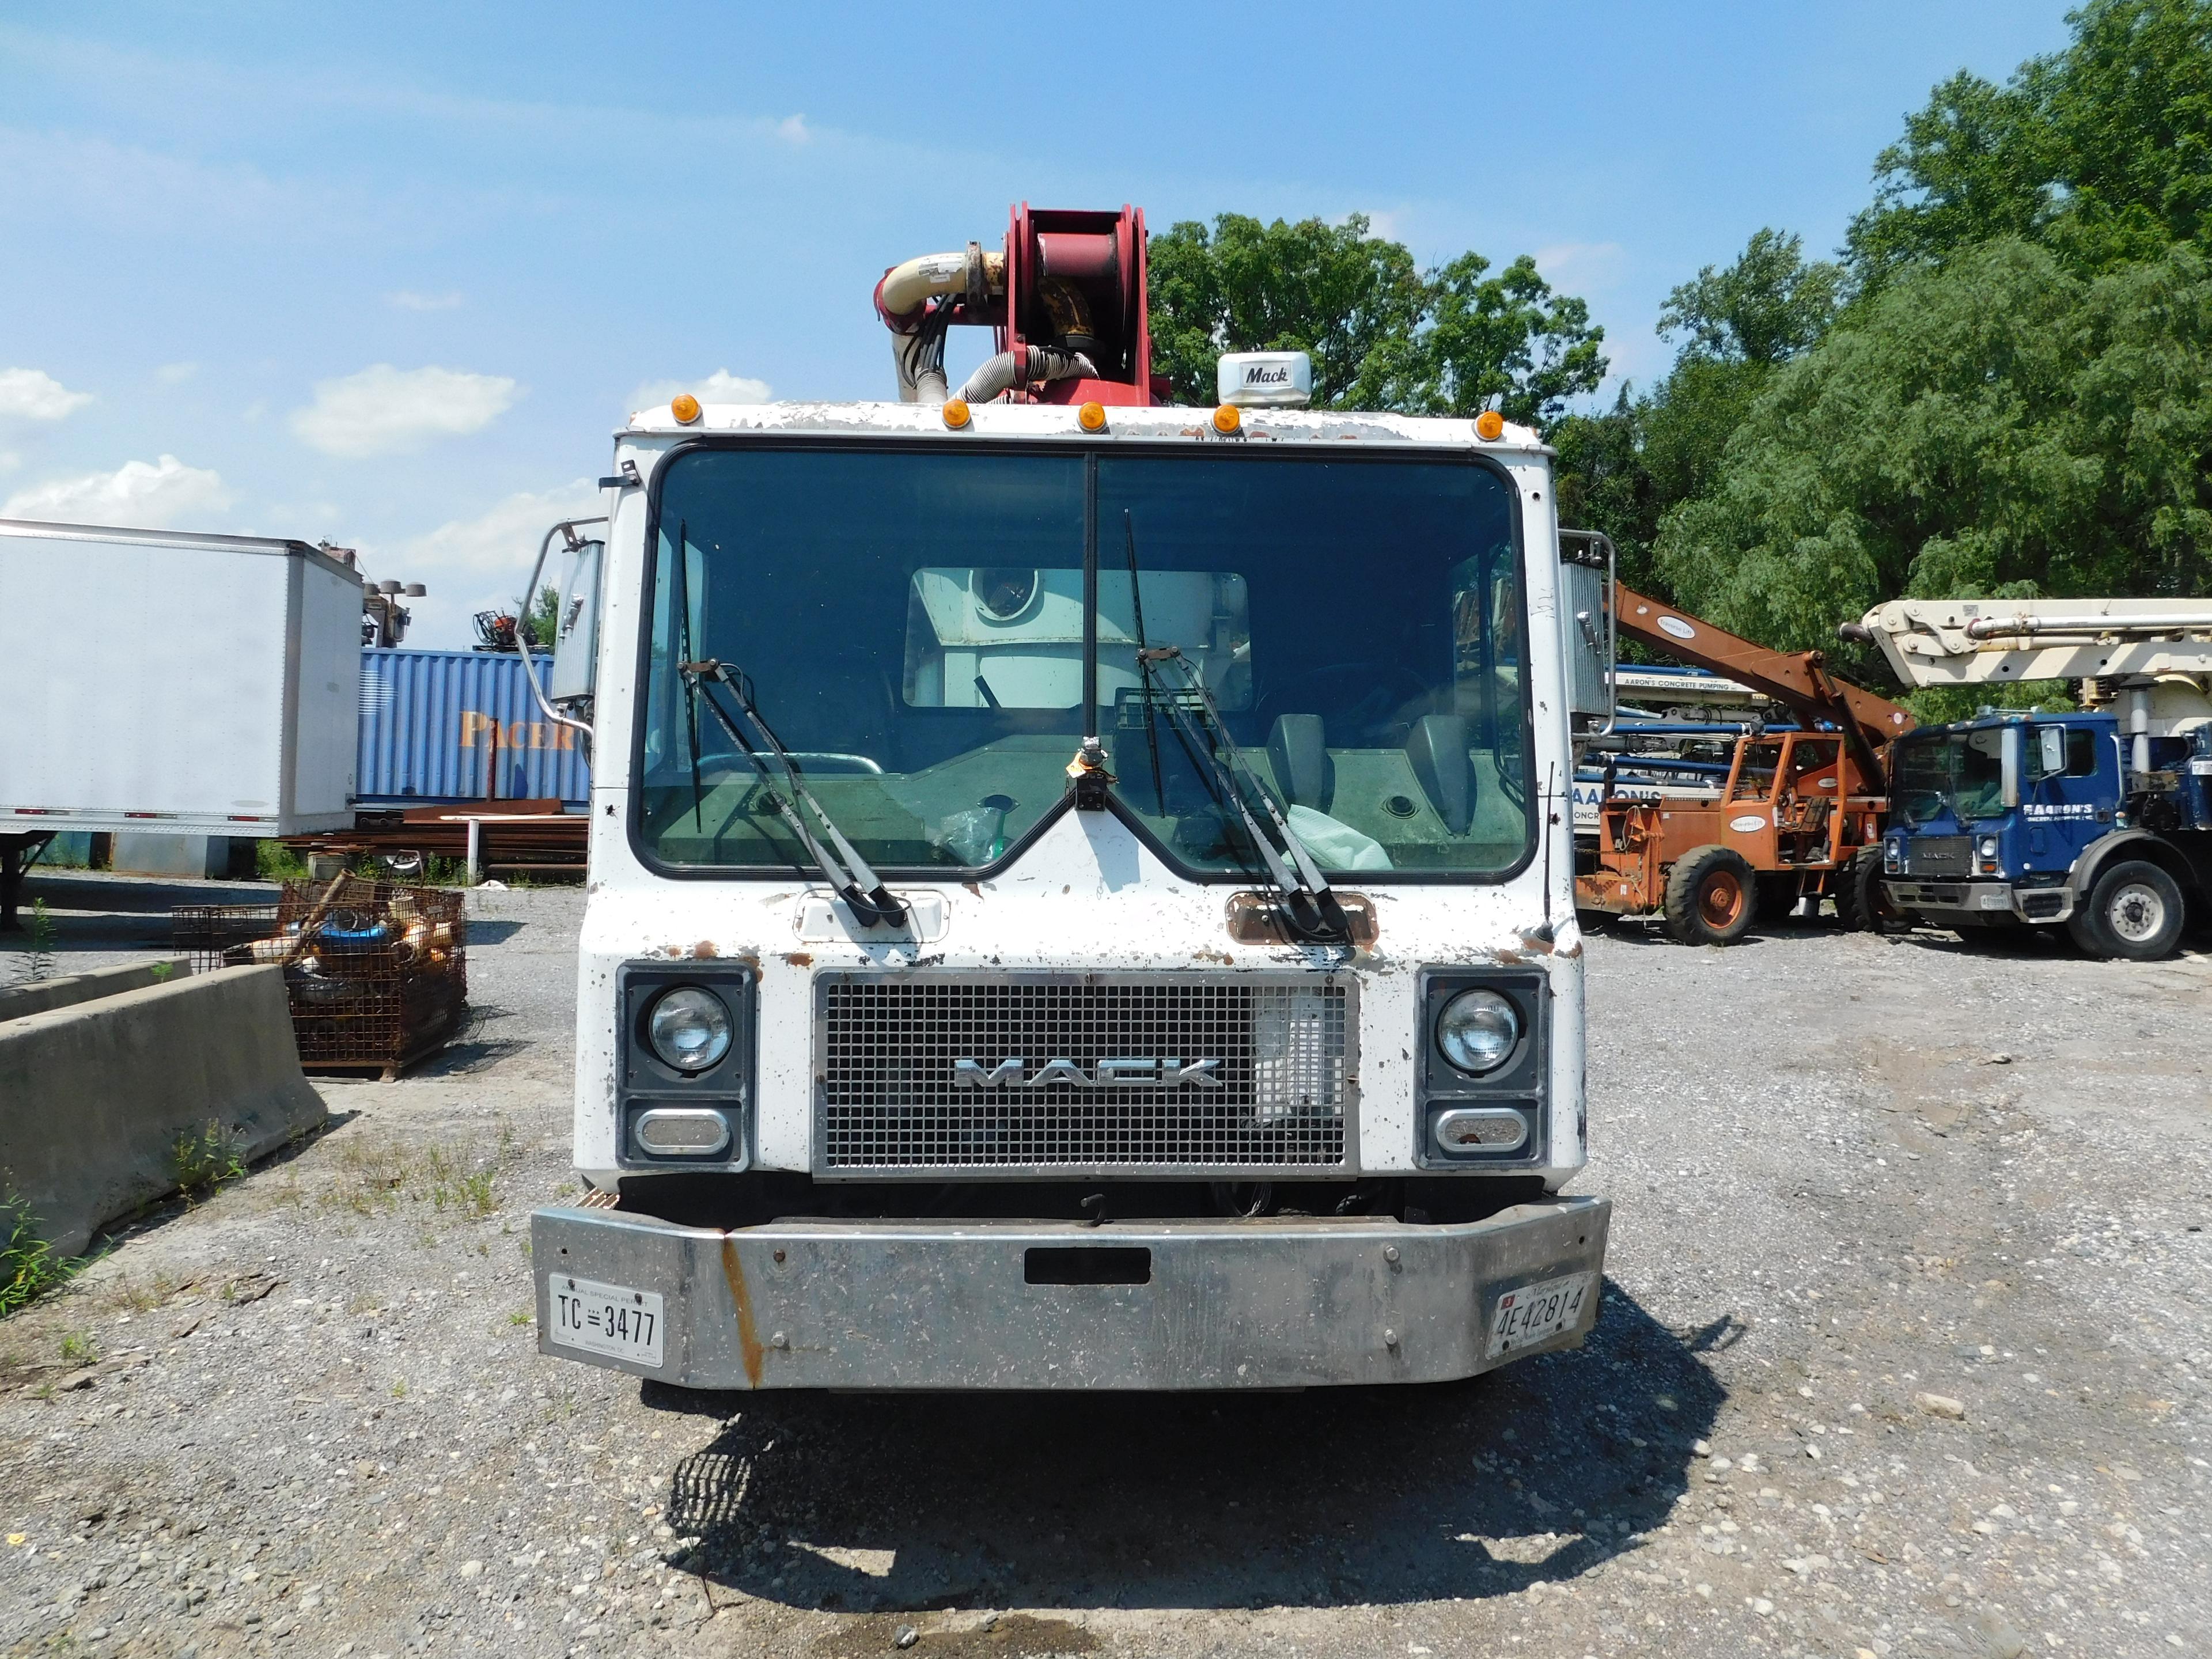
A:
[524, 203, 1612, 1390]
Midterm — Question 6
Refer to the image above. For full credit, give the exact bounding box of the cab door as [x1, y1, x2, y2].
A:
[2020, 722, 2112, 878]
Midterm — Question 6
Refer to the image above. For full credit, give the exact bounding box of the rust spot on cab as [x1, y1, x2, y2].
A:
[782, 951, 813, 968]
[719, 1237, 766, 1388]
[691, 940, 718, 959]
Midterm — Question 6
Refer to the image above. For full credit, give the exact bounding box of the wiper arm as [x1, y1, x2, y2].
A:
[1122, 512, 1166, 813]
[1136, 646, 1350, 943]
[678, 659, 908, 929]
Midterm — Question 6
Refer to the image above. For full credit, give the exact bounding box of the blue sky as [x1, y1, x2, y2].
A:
[2, 2, 2073, 647]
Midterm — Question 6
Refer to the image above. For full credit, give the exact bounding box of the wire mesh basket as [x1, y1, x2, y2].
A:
[172, 877, 468, 1076]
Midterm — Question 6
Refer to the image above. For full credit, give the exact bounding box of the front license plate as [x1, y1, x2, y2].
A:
[546, 1275, 664, 1367]
[1487, 1270, 1594, 1357]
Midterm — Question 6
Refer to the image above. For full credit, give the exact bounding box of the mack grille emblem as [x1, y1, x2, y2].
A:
[953, 1057, 1224, 1089]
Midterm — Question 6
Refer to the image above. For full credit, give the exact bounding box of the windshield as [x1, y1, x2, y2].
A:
[636, 444, 1533, 879]
[1892, 728, 2007, 827]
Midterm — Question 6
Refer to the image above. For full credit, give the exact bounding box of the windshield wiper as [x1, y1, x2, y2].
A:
[678, 658, 908, 929]
[1122, 512, 1166, 813]
[1135, 645, 1350, 944]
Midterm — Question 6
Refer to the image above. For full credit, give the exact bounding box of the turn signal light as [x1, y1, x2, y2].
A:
[670, 393, 702, 425]
[942, 397, 971, 430]
[1078, 401, 1107, 432]
[1474, 409, 1506, 441]
[1211, 404, 1241, 435]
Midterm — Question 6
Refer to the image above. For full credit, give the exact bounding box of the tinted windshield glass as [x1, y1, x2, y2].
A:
[1098, 453, 1530, 874]
[1892, 729, 2007, 826]
[637, 445, 1532, 878]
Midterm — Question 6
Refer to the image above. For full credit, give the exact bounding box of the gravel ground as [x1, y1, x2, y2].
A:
[4, 874, 2209, 1659]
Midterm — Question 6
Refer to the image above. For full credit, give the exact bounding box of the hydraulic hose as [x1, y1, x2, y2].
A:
[955, 344, 1099, 405]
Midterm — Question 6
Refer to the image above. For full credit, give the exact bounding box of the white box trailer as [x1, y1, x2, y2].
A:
[0, 518, 362, 839]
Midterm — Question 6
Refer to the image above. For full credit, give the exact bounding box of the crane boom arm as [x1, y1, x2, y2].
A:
[1615, 585, 1915, 755]
[1853, 597, 2212, 687]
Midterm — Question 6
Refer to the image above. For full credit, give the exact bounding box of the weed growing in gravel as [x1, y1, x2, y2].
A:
[172, 1122, 246, 1195]
[391, 1378, 408, 1399]
[1, 1195, 85, 1316]
[330, 1134, 512, 1221]
[102, 1272, 192, 1314]
[59, 1330, 97, 1364]
[508, 1310, 533, 1327]
[9, 899, 57, 982]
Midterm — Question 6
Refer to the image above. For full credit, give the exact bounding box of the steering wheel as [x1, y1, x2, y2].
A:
[1254, 662, 1435, 746]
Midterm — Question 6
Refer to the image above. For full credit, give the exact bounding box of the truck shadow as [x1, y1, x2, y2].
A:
[646, 1279, 1721, 1613]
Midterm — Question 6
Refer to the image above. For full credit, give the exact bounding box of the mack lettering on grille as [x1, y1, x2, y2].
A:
[952, 1057, 1225, 1088]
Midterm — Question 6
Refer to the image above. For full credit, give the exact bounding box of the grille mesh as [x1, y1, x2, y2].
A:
[818, 975, 1350, 1174]
[1906, 835, 1971, 877]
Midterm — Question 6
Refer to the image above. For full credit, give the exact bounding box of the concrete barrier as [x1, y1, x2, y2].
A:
[0, 964, 326, 1255]
[0, 957, 191, 1022]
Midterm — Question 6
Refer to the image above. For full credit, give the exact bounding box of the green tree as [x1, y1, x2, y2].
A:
[1149, 214, 1426, 409]
[1849, 0, 2212, 287]
[1551, 228, 1841, 598]
[1397, 252, 1608, 425]
[1658, 228, 1844, 366]
[514, 584, 560, 651]
[1653, 238, 2212, 652]
[1147, 214, 1605, 423]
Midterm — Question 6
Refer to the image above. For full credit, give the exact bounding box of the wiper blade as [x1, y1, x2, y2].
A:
[1122, 513, 1166, 813]
[678, 659, 908, 929]
[1136, 646, 1350, 943]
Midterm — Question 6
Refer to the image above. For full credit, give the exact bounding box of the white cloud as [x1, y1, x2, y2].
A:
[0, 367, 94, 421]
[389, 479, 603, 647]
[290, 363, 518, 459]
[1534, 241, 1627, 292]
[386, 290, 465, 311]
[402, 479, 602, 577]
[0, 451, 20, 475]
[3, 454, 233, 528]
[774, 114, 810, 144]
[627, 368, 772, 415]
[156, 362, 199, 384]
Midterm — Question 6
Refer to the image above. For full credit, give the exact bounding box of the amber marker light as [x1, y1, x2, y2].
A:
[671, 393, 702, 425]
[942, 397, 972, 430]
[1474, 410, 1506, 441]
[1078, 401, 1108, 432]
[1211, 403, 1241, 435]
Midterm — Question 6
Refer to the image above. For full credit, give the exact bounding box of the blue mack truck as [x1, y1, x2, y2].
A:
[1846, 599, 2212, 961]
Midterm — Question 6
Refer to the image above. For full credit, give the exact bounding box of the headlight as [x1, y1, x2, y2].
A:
[1976, 835, 1999, 858]
[1884, 838, 1903, 874]
[646, 987, 733, 1072]
[1436, 988, 1520, 1074]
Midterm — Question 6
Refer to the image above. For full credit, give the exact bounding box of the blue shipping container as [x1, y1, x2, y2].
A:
[357, 648, 591, 807]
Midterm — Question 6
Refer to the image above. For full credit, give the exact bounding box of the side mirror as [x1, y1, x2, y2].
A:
[2028, 725, 2065, 781]
[547, 538, 603, 707]
[1556, 530, 1616, 737]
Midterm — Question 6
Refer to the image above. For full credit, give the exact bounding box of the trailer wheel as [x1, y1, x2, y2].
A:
[1662, 845, 1758, 945]
[1836, 847, 1907, 933]
[2073, 859, 2185, 961]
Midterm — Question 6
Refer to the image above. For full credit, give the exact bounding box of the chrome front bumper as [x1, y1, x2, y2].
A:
[1885, 878, 2073, 923]
[531, 1195, 1609, 1391]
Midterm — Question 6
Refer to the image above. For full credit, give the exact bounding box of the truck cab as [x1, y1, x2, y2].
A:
[525, 414, 1611, 1391]
[1883, 710, 2210, 958]
[522, 206, 1610, 1393]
